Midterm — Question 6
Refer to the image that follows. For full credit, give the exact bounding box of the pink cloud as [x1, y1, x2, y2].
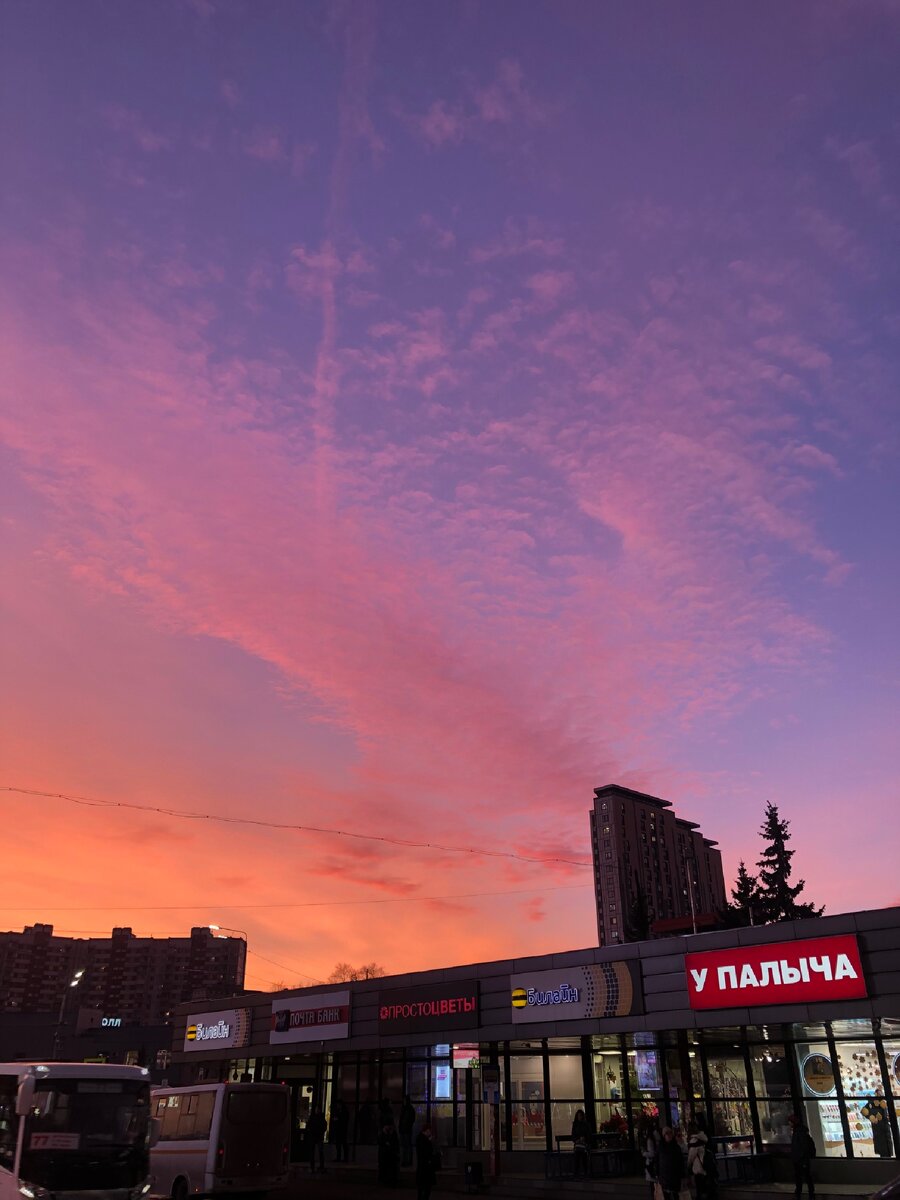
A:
[414, 100, 465, 147]
[244, 128, 287, 163]
[102, 105, 171, 152]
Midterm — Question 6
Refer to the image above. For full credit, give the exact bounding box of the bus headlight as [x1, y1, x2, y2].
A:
[19, 1186, 51, 1200]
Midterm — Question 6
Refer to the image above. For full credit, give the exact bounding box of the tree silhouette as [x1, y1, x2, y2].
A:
[327, 961, 386, 983]
[726, 860, 760, 927]
[755, 802, 823, 923]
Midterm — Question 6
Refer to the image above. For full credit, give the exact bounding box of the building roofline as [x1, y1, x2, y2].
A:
[592, 784, 671, 809]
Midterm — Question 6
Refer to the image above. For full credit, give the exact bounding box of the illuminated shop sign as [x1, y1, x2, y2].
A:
[510, 962, 642, 1023]
[685, 934, 867, 1010]
[270, 990, 351, 1044]
[452, 1043, 480, 1070]
[184, 1008, 252, 1052]
[378, 980, 480, 1034]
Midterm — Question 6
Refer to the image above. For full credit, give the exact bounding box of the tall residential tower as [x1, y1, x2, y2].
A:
[589, 784, 727, 945]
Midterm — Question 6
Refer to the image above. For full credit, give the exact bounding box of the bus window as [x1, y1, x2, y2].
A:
[176, 1093, 214, 1141]
[225, 1091, 288, 1126]
[0, 1075, 18, 1171]
[158, 1095, 182, 1141]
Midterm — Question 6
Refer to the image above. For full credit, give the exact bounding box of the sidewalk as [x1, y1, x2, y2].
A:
[287, 1163, 881, 1200]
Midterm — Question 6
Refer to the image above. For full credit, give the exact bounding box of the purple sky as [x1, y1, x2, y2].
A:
[2, 1, 899, 985]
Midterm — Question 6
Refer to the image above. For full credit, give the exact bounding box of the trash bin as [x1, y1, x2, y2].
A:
[464, 1160, 484, 1191]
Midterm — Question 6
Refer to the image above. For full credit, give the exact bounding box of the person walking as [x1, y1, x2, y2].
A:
[399, 1095, 416, 1168]
[415, 1123, 439, 1200]
[305, 1105, 327, 1174]
[638, 1115, 660, 1200]
[687, 1121, 712, 1199]
[656, 1125, 684, 1200]
[790, 1117, 816, 1199]
[330, 1098, 350, 1163]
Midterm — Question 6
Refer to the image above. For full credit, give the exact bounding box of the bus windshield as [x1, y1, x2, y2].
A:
[19, 1079, 151, 1191]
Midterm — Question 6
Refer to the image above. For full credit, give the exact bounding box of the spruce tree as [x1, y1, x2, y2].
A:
[755, 802, 823, 923]
[727, 860, 760, 927]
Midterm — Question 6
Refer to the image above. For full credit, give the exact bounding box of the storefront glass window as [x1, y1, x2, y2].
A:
[548, 1054, 584, 1145]
[805, 1098, 845, 1158]
[509, 1056, 545, 1150]
[749, 1043, 791, 1144]
[430, 1102, 453, 1150]
[705, 1048, 748, 1098]
[881, 1021, 900, 1149]
[833, 1037, 894, 1159]
[661, 1048, 688, 1130]
[381, 1060, 403, 1101]
[593, 1046, 627, 1137]
[548, 1056, 583, 1100]
[711, 1099, 754, 1141]
[406, 1062, 427, 1101]
[757, 1099, 794, 1145]
[358, 1058, 378, 1101]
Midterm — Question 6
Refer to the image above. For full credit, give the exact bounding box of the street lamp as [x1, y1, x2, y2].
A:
[208, 925, 247, 940]
[52, 968, 85, 1059]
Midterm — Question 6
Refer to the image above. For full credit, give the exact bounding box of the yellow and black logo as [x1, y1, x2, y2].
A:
[511, 988, 528, 1009]
[186, 1025, 198, 1041]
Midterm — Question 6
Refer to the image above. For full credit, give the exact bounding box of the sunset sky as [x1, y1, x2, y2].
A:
[2, 1, 899, 990]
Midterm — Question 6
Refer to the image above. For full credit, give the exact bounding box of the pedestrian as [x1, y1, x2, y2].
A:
[330, 1098, 350, 1163]
[305, 1105, 327, 1174]
[638, 1115, 660, 1200]
[415, 1123, 439, 1200]
[571, 1108, 591, 1178]
[399, 1095, 417, 1167]
[655, 1125, 684, 1200]
[687, 1121, 712, 1199]
[790, 1116, 816, 1199]
[377, 1122, 401, 1186]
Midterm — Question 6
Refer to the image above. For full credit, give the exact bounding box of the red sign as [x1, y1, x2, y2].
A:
[685, 933, 867, 1010]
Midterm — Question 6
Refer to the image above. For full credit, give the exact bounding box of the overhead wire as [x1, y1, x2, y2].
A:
[2, 786, 593, 868]
[0, 883, 592, 914]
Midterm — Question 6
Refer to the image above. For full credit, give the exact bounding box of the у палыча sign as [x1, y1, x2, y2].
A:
[685, 934, 866, 1010]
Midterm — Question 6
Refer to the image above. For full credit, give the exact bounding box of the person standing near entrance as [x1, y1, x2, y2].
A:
[399, 1095, 416, 1167]
[330, 1099, 350, 1163]
[415, 1124, 439, 1200]
[305, 1105, 327, 1174]
[790, 1117, 816, 1199]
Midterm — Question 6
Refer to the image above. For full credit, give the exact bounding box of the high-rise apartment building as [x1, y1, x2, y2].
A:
[0, 924, 246, 1024]
[589, 784, 727, 945]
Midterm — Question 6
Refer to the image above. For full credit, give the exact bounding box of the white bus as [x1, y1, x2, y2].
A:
[0, 1062, 155, 1200]
[150, 1084, 289, 1200]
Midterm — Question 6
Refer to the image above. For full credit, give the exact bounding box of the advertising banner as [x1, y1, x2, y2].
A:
[184, 1008, 252, 1052]
[378, 980, 479, 1034]
[510, 961, 642, 1023]
[685, 933, 867, 1010]
[270, 990, 351, 1044]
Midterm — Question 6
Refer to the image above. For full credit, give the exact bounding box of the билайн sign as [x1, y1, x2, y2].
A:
[184, 1008, 252, 1052]
[510, 962, 642, 1023]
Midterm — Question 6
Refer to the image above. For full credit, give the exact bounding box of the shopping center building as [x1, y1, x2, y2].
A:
[169, 905, 900, 1186]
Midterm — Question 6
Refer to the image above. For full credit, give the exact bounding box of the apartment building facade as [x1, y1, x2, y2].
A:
[0, 923, 246, 1024]
[590, 784, 727, 945]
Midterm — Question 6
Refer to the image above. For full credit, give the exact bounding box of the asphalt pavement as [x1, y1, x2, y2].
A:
[281, 1162, 883, 1200]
